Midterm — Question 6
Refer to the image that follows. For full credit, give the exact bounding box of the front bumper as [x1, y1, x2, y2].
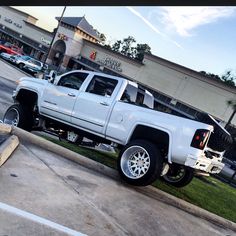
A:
[185, 154, 224, 174]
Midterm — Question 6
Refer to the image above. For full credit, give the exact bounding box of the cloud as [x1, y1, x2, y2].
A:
[159, 7, 236, 37]
[126, 7, 182, 48]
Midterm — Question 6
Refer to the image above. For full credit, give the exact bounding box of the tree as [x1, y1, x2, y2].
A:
[225, 99, 236, 129]
[199, 71, 221, 81]
[221, 70, 235, 86]
[200, 70, 236, 87]
[94, 29, 106, 45]
[120, 36, 136, 58]
[111, 40, 122, 52]
[135, 43, 152, 62]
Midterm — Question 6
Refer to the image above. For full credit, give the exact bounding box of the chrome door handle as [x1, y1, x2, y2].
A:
[100, 101, 109, 106]
[68, 93, 76, 97]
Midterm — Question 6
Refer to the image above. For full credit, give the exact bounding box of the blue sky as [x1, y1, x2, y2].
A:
[13, 6, 236, 77]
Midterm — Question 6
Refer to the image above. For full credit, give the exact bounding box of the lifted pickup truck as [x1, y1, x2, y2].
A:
[3, 70, 233, 187]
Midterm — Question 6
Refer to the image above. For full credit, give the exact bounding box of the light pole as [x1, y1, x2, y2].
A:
[43, 6, 66, 69]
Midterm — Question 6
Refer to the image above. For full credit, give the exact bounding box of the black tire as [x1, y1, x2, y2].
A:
[18, 63, 24, 69]
[3, 104, 33, 131]
[161, 164, 194, 187]
[196, 113, 233, 152]
[118, 139, 163, 186]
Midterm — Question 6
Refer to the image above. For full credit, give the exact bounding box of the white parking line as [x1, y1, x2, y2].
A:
[0, 201, 87, 236]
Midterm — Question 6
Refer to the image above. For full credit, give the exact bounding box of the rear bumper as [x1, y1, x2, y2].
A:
[185, 154, 224, 174]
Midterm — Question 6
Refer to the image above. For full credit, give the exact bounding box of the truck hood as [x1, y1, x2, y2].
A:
[18, 77, 48, 87]
[15, 77, 49, 96]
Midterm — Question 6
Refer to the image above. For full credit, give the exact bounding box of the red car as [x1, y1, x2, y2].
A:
[0, 42, 23, 55]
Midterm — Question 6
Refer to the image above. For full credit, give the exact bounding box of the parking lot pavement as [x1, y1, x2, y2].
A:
[0, 58, 28, 82]
[0, 141, 234, 236]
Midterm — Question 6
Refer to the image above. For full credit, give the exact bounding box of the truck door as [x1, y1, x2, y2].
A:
[40, 71, 88, 123]
[71, 75, 120, 135]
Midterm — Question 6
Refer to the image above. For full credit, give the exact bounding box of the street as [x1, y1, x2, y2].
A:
[0, 58, 26, 120]
[0, 59, 235, 235]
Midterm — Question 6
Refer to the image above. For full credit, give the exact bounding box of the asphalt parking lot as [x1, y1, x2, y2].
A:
[0, 58, 235, 235]
[0, 137, 235, 236]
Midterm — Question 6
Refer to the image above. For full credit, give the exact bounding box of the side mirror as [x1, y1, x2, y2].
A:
[45, 70, 57, 83]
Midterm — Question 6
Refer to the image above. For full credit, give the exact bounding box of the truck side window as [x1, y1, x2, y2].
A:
[58, 72, 88, 90]
[121, 84, 138, 103]
[121, 84, 154, 109]
[86, 76, 118, 97]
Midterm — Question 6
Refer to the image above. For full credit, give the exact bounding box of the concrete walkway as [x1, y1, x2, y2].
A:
[0, 125, 235, 235]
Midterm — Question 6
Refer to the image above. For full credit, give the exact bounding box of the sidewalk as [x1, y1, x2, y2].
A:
[0, 124, 235, 235]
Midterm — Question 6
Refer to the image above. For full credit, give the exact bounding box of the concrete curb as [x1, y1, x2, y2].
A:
[0, 124, 235, 232]
[0, 135, 19, 166]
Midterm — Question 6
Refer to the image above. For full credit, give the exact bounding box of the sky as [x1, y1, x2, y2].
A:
[13, 6, 236, 77]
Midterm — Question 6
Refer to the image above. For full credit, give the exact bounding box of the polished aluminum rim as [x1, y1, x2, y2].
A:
[120, 145, 150, 179]
[3, 108, 19, 126]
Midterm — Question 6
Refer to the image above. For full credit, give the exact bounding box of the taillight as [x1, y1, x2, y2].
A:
[191, 129, 210, 150]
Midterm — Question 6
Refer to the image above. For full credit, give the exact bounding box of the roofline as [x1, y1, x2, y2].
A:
[23, 21, 53, 35]
[77, 17, 100, 41]
[83, 39, 144, 66]
[144, 53, 236, 93]
[56, 17, 100, 41]
[9, 6, 38, 21]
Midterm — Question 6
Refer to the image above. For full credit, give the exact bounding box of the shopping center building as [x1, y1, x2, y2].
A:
[1, 7, 236, 126]
[46, 16, 236, 126]
[0, 6, 52, 60]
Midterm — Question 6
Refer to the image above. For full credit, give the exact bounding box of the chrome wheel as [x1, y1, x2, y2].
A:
[162, 164, 194, 187]
[163, 166, 186, 183]
[3, 108, 19, 126]
[120, 145, 150, 179]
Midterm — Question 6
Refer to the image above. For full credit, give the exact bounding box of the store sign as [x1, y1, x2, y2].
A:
[89, 50, 97, 60]
[97, 57, 122, 72]
[4, 17, 12, 24]
[58, 33, 68, 41]
[14, 22, 22, 28]
[41, 37, 51, 46]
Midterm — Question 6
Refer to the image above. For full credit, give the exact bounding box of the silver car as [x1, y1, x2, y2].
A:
[0, 52, 12, 61]
[23, 59, 43, 73]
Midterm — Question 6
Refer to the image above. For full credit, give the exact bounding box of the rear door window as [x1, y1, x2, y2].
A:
[86, 76, 118, 97]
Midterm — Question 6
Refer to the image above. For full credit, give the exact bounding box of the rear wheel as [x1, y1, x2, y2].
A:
[3, 104, 33, 131]
[118, 140, 163, 186]
[161, 164, 194, 187]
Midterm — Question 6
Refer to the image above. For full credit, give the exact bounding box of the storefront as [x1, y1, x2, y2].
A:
[0, 6, 52, 61]
[48, 17, 236, 126]
[0, 7, 235, 126]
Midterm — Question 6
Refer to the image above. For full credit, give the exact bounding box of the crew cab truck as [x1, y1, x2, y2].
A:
[3, 70, 233, 187]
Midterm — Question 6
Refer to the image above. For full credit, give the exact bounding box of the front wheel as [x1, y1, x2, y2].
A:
[161, 164, 194, 187]
[118, 140, 163, 186]
[18, 63, 24, 69]
[3, 104, 33, 131]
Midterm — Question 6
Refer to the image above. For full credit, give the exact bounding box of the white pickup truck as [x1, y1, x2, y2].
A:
[3, 70, 233, 187]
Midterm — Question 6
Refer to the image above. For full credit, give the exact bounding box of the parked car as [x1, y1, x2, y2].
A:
[11, 55, 32, 68]
[23, 58, 44, 74]
[9, 54, 22, 64]
[11, 55, 44, 74]
[0, 42, 23, 55]
[216, 158, 236, 185]
[0, 52, 13, 61]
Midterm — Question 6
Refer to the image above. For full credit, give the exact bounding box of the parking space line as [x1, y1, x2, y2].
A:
[0, 201, 87, 236]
